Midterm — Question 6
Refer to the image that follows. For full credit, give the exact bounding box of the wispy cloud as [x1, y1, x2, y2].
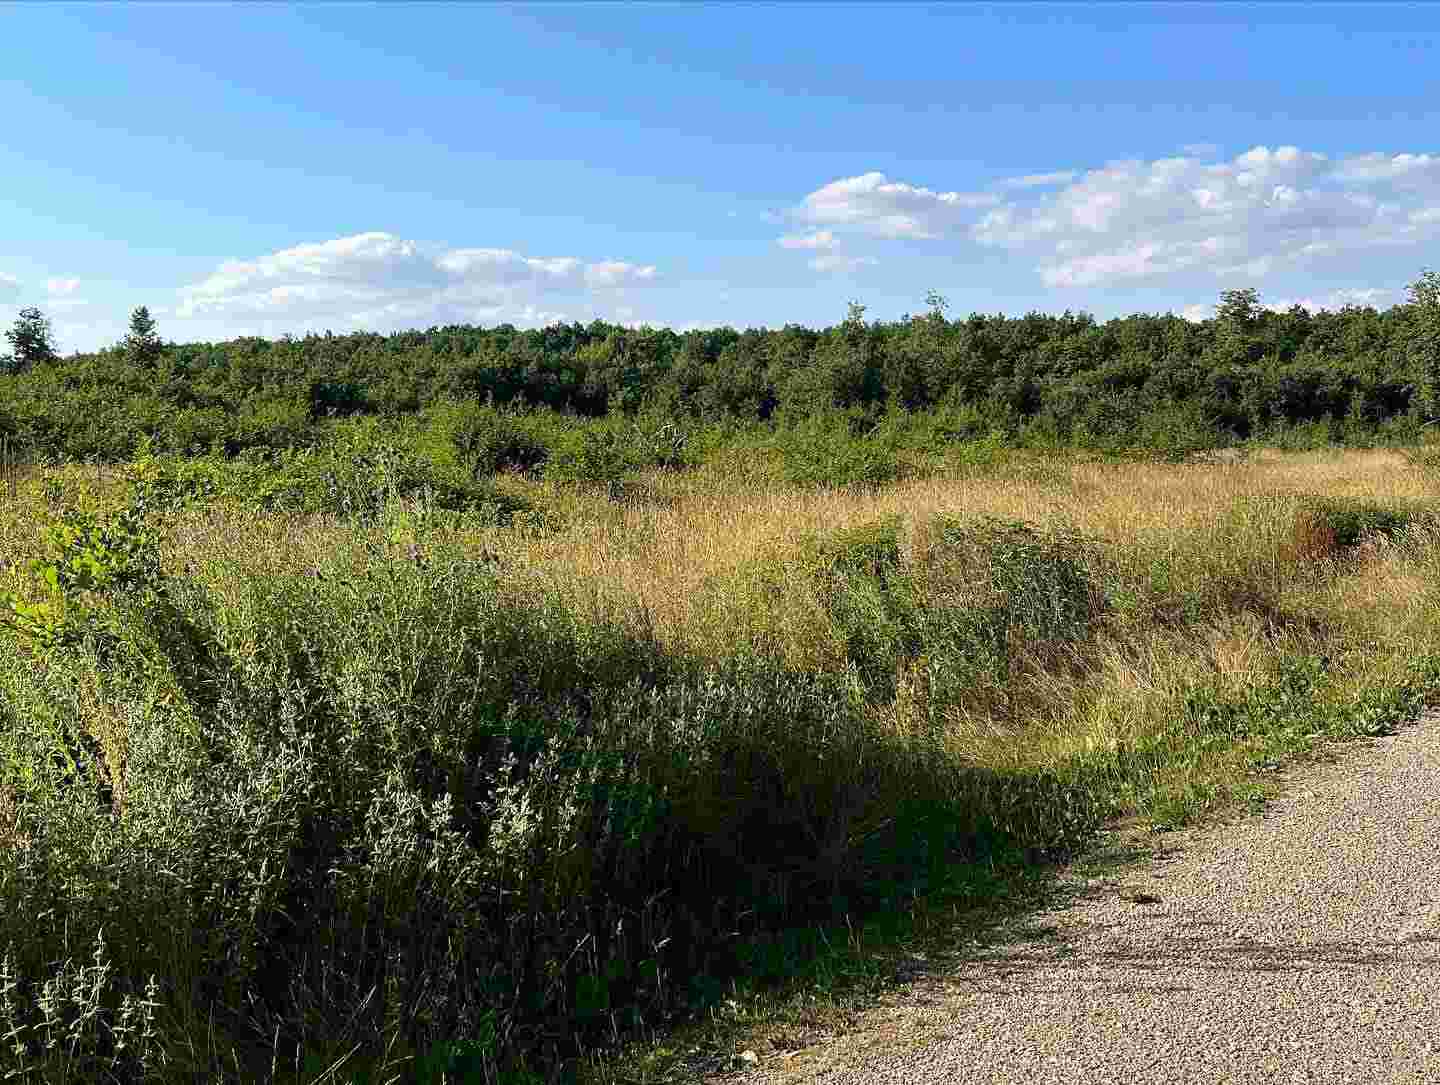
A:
[584, 260, 658, 288]
[1180, 285, 1402, 323]
[808, 252, 877, 274]
[1332, 152, 1440, 185]
[46, 278, 81, 297]
[1264, 286, 1400, 313]
[0, 273, 19, 301]
[999, 170, 1077, 190]
[776, 227, 877, 273]
[777, 230, 839, 251]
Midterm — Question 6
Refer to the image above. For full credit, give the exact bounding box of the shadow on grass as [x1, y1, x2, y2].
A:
[618, 716, 1437, 1085]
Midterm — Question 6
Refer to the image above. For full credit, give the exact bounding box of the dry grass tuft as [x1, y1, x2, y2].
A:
[1282, 508, 1343, 566]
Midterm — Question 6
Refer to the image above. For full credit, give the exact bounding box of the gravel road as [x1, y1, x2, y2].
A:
[730, 715, 1440, 1084]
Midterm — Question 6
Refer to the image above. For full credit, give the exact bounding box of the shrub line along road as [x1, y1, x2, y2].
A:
[724, 713, 1440, 1085]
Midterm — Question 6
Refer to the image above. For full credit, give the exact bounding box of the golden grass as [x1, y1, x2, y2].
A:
[11, 449, 1437, 776]
[328, 448, 1428, 823]
[451, 448, 1431, 654]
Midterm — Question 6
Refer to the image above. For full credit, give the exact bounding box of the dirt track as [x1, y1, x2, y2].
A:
[726, 714, 1440, 1084]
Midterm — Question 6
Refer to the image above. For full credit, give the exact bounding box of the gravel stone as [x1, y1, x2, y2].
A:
[731, 715, 1440, 1084]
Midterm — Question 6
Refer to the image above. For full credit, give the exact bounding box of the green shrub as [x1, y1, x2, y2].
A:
[0, 517, 965, 1078]
[231, 395, 314, 451]
[1299, 496, 1430, 548]
[807, 516, 905, 583]
[928, 515, 1104, 645]
[800, 517, 919, 698]
[1, 491, 171, 654]
[794, 515, 1094, 709]
[424, 400, 558, 478]
[1276, 495, 1437, 567]
[776, 418, 906, 489]
[545, 422, 648, 490]
[627, 414, 693, 470]
[1129, 403, 1234, 462]
[0, 931, 164, 1083]
[303, 444, 464, 520]
[157, 406, 233, 456]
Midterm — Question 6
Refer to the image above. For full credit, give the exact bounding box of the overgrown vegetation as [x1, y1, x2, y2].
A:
[3, 279, 1440, 1081]
[2, 441, 1440, 1083]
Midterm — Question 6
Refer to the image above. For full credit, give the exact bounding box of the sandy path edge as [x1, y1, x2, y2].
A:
[715, 713, 1440, 1085]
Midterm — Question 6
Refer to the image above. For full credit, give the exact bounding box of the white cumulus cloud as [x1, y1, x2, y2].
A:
[45, 278, 81, 296]
[972, 145, 1440, 288]
[785, 145, 1440, 292]
[791, 171, 999, 240]
[176, 232, 660, 334]
[584, 260, 658, 288]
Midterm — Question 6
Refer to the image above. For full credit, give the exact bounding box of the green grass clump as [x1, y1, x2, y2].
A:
[1294, 495, 1432, 550]
[794, 514, 1105, 707]
[925, 515, 1103, 644]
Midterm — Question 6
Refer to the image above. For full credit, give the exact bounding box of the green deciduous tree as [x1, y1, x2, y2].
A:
[2, 306, 57, 374]
[1215, 287, 1263, 366]
[1407, 269, 1440, 418]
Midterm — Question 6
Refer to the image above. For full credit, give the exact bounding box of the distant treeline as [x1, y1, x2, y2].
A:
[3, 281, 1440, 461]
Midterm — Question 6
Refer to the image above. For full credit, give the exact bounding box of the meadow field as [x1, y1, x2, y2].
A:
[4, 435, 1440, 1083]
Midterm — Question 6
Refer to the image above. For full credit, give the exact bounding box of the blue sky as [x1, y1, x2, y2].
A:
[2, 2, 1439, 353]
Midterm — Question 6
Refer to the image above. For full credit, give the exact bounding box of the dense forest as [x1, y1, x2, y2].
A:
[3, 273, 1440, 464]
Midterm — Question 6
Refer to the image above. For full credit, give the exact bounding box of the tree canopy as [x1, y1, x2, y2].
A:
[123, 305, 163, 367]
[1, 275, 1438, 460]
[2, 307, 57, 375]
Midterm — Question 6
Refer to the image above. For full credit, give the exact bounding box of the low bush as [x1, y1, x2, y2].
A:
[788, 514, 1106, 713]
[924, 515, 1106, 646]
[544, 415, 697, 491]
[800, 517, 920, 699]
[545, 423, 647, 491]
[423, 400, 560, 479]
[775, 418, 907, 489]
[121, 435, 536, 527]
[1283, 496, 1435, 564]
